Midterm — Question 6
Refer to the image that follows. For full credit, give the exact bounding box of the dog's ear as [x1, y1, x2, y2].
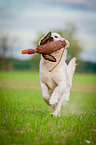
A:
[42, 54, 56, 62]
[40, 31, 57, 62]
[40, 31, 51, 45]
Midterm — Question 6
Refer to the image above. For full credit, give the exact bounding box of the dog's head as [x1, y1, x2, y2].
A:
[48, 33, 62, 42]
[49, 32, 70, 48]
[39, 32, 70, 62]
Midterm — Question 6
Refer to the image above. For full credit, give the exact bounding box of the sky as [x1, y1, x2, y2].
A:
[0, 0, 96, 62]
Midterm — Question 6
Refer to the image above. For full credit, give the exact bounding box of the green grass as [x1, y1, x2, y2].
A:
[0, 71, 96, 145]
[0, 71, 39, 80]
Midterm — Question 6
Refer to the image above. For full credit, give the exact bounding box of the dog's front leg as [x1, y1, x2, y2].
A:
[41, 82, 51, 106]
[49, 83, 66, 106]
[49, 96, 64, 117]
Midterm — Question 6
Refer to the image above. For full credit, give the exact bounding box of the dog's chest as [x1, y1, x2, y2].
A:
[40, 70, 57, 90]
[40, 56, 67, 90]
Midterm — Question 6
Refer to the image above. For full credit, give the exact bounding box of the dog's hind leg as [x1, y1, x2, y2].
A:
[41, 82, 51, 106]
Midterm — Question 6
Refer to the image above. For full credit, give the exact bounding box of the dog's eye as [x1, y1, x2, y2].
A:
[54, 36, 58, 38]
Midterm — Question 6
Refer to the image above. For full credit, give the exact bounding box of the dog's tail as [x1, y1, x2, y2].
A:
[68, 57, 76, 76]
[67, 57, 76, 88]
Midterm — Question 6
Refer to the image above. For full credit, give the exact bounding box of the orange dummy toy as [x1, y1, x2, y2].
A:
[21, 32, 66, 62]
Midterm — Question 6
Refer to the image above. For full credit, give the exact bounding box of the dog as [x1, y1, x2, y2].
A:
[39, 32, 76, 116]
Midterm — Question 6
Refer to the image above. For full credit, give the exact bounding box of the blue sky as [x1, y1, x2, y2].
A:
[0, 0, 96, 62]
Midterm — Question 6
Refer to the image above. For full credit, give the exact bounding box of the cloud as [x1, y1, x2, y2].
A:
[44, 0, 96, 11]
[80, 49, 96, 62]
[53, 0, 87, 4]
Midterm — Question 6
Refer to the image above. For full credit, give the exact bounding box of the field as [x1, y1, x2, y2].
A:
[0, 71, 96, 145]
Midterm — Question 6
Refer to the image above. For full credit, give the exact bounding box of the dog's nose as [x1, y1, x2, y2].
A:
[47, 37, 54, 43]
[50, 37, 53, 40]
[49, 37, 53, 42]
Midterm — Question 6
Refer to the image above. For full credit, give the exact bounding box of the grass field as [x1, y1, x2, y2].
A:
[0, 71, 96, 145]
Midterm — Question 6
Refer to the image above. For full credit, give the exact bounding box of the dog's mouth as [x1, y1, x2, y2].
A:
[40, 32, 57, 62]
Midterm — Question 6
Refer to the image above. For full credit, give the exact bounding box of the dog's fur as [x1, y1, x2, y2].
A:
[39, 32, 76, 116]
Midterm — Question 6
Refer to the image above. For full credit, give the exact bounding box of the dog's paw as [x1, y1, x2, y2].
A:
[49, 112, 60, 117]
[49, 97, 58, 105]
[49, 113, 57, 117]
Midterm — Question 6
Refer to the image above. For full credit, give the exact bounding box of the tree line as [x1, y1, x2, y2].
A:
[0, 24, 96, 73]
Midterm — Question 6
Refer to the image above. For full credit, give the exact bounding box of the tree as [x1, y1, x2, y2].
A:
[0, 36, 9, 70]
[0, 36, 17, 70]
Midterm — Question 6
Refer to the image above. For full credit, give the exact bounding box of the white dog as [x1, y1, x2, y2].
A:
[39, 32, 76, 117]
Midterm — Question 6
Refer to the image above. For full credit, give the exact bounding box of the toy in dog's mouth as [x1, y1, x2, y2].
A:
[21, 32, 66, 62]
[39, 31, 53, 44]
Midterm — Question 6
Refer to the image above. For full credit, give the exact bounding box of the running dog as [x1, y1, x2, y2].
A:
[39, 32, 76, 116]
